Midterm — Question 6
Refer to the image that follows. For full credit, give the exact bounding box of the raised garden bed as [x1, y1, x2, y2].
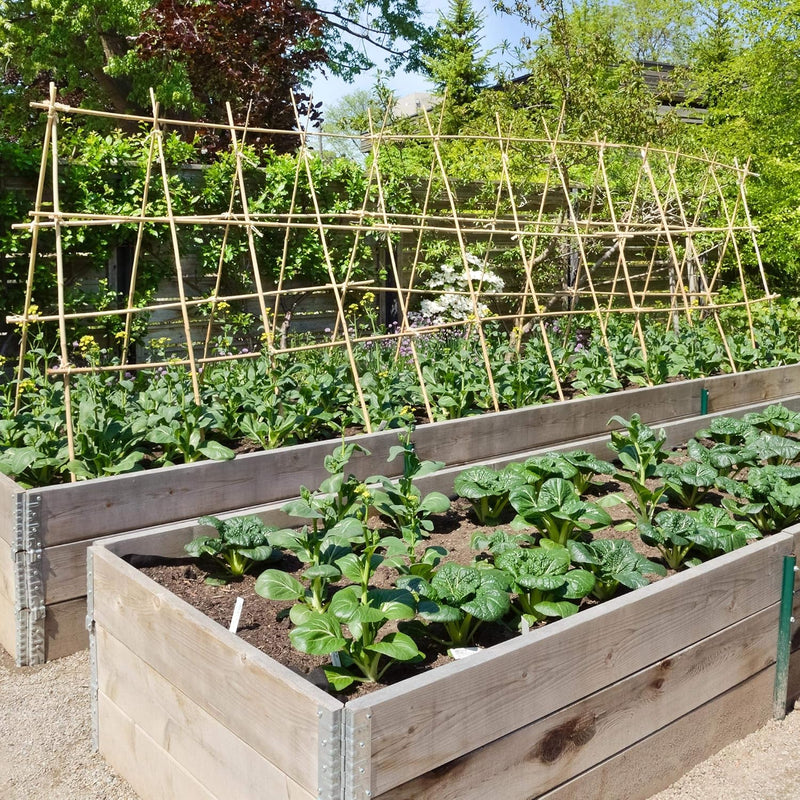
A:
[89, 402, 800, 800]
[5, 362, 800, 666]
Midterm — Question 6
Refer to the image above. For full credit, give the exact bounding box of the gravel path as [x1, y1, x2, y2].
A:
[3, 647, 800, 800]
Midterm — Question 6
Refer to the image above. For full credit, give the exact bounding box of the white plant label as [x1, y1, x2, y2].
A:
[228, 597, 244, 633]
[331, 652, 342, 667]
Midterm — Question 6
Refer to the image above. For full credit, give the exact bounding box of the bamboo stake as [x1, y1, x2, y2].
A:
[14, 84, 57, 413]
[226, 102, 271, 344]
[47, 86, 77, 478]
[542, 118, 619, 383]
[421, 106, 500, 413]
[149, 90, 201, 404]
[291, 99, 372, 434]
[120, 125, 157, 368]
[495, 115, 564, 400]
[367, 107, 435, 424]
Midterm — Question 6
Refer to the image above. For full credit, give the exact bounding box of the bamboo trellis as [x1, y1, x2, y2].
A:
[8, 89, 774, 472]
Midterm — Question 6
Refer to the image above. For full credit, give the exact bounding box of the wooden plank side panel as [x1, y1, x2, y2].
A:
[373, 602, 779, 800]
[44, 597, 88, 661]
[704, 363, 800, 413]
[539, 664, 779, 800]
[96, 626, 315, 800]
[31, 364, 800, 547]
[351, 532, 793, 796]
[0, 475, 21, 546]
[98, 692, 218, 800]
[0, 537, 15, 657]
[90, 546, 341, 795]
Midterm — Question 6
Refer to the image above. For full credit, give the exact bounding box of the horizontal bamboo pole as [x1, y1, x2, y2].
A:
[41, 295, 776, 377]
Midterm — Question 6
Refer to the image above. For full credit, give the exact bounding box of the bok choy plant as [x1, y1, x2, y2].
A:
[185, 514, 280, 584]
[493, 540, 595, 625]
[399, 562, 511, 647]
[509, 477, 612, 545]
[567, 538, 666, 601]
[453, 464, 525, 525]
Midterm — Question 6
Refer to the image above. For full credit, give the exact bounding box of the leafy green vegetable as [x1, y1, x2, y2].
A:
[510, 477, 612, 545]
[743, 405, 800, 437]
[695, 416, 752, 446]
[637, 511, 696, 570]
[453, 463, 525, 524]
[521, 454, 578, 492]
[719, 465, 800, 533]
[560, 450, 614, 494]
[685, 438, 757, 479]
[606, 414, 669, 523]
[289, 587, 421, 690]
[186, 514, 279, 583]
[399, 562, 511, 647]
[369, 432, 450, 575]
[568, 538, 666, 601]
[494, 540, 595, 625]
[656, 460, 718, 508]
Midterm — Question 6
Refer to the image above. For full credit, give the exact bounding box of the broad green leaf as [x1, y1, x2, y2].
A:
[254, 569, 304, 601]
[366, 631, 422, 661]
[290, 614, 346, 655]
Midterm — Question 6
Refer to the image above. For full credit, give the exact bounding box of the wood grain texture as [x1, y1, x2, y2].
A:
[0, 538, 15, 656]
[98, 692, 218, 800]
[373, 603, 779, 800]
[96, 626, 315, 800]
[44, 597, 88, 660]
[538, 665, 779, 800]
[0, 475, 20, 546]
[348, 532, 794, 796]
[91, 545, 341, 794]
[35, 364, 800, 548]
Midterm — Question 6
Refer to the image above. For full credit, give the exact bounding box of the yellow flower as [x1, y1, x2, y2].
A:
[27, 304, 39, 318]
[348, 303, 360, 314]
[216, 300, 230, 312]
[361, 291, 376, 307]
[114, 331, 127, 340]
[18, 378, 37, 393]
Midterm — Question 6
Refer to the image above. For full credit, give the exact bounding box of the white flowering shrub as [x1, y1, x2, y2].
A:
[419, 253, 505, 324]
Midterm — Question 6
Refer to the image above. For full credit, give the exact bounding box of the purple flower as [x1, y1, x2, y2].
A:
[240, 347, 249, 354]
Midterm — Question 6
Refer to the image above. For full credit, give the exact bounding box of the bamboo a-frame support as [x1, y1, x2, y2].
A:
[9, 89, 774, 461]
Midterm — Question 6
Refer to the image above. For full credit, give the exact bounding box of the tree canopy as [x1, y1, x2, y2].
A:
[0, 0, 431, 139]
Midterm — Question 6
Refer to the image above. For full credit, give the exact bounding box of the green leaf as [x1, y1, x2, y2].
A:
[289, 613, 346, 655]
[322, 665, 358, 690]
[365, 631, 422, 661]
[533, 600, 580, 619]
[254, 569, 304, 601]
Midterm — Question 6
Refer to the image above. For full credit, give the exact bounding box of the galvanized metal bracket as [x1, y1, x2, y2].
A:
[13, 492, 45, 666]
[344, 709, 373, 799]
[317, 706, 344, 800]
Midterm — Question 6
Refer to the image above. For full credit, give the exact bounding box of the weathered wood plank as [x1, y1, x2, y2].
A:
[0, 475, 20, 546]
[90, 545, 341, 795]
[96, 625, 315, 800]
[98, 692, 218, 800]
[0, 538, 14, 656]
[36, 364, 800, 547]
[44, 597, 88, 661]
[373, 602, 779, 800]
[0, 535, 13, 605]
[539, 665, 779, 800]
[349, 532, 794, 796]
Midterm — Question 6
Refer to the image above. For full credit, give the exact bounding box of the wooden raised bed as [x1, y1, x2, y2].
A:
[89, 517, 800, 800]
[6, 362, 800, 665]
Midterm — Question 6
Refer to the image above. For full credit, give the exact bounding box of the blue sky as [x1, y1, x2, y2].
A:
[310, 0, 540, 110]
